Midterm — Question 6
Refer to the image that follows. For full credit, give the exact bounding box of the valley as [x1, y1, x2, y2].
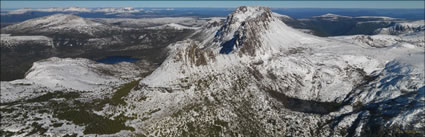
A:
[0, 14, 199, 80]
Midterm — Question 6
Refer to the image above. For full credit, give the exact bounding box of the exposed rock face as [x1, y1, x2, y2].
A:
[214, 6, 274, 56]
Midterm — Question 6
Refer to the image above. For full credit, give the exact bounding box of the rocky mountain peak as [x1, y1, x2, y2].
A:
[228, 6, 273, 24]
[212, 6, 278, 55]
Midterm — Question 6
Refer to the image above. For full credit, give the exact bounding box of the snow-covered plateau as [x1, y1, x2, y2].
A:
[1, 6, 424, 137]
[1, 14, 120, 36]
[375, 20, 425, 35]
[5, 7, 142, 15]
[0, 34, 53, 48]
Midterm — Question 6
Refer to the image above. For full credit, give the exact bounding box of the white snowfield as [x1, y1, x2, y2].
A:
[2, 14, 117, 36]
[375, 20, 425, 35]
[1, 6, 424, 137]
[331, 31, 425, 48]
[272, 12, 292, 20]
[398, 20, 425, 27]
[0, 34, 53, 48]
[7, 7, 91, 14]
[95, 17, 209, 28]
[314, 13, 399, 21]
[147, 23, 200, 30]
[93, 7, 142, 14]
[1, 57, 141, 103]
[6, 7, 142, 15]
[314, 13, 352, 20]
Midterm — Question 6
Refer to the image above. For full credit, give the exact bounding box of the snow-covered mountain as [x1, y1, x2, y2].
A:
[1, 6, 423, 137]
[272, 12, 294, 22]
[285, 13, 404, 36]
[134, 6, 424, 136]
[313, 13, 399, 21]
[331, 31, 425, 48]
[93, 7, 142, 14]
[313, 13, 353, 21]
[94, 17, 214, 28]
[6, 7, 92, 15]
[375, 20, 425, 35]
[1, 14, 118, 36]
[5, 7, 142, 15]
[141, 6, 422, 102]
[147, 23, 200, 30]
[0, 34, 53, 48]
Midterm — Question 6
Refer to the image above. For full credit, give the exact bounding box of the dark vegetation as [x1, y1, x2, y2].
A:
[27, 122, 48, 136]
[55, 108, 134, 135]
[110, 80, 141, 105]
[26, 91, 80, 103]
[0, 80, 141, 135]
[1, 28, 195, 81]
[266, 89, 341, 114]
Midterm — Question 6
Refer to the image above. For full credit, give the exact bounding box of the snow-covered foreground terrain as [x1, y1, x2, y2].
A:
[1, 6, 424, 137]
[1, 57, 143, 103]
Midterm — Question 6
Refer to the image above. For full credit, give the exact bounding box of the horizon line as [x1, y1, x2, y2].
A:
[2, 7, 425, 9]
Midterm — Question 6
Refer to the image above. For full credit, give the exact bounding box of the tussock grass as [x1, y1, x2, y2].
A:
[111, 80, 140, 106]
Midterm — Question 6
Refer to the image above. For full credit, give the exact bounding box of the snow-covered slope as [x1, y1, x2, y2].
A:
[147, 23, 200, 30]
[1, 57, 142, 103]
[94, 17, 208, 28]
[272, 12, 293, 22]
[93, 7, 142, 14]
[313, 13, 353, 21]
[1, 14, 117, 36]
[331, 31, 425, 48]
[313, 13, 399, 21]
[0, 34, 53, 48]
[7, 7, 92, 14]
[375, 20, 425, 35]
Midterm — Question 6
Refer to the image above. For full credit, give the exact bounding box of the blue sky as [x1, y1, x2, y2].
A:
[1, 1, 424, 9]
